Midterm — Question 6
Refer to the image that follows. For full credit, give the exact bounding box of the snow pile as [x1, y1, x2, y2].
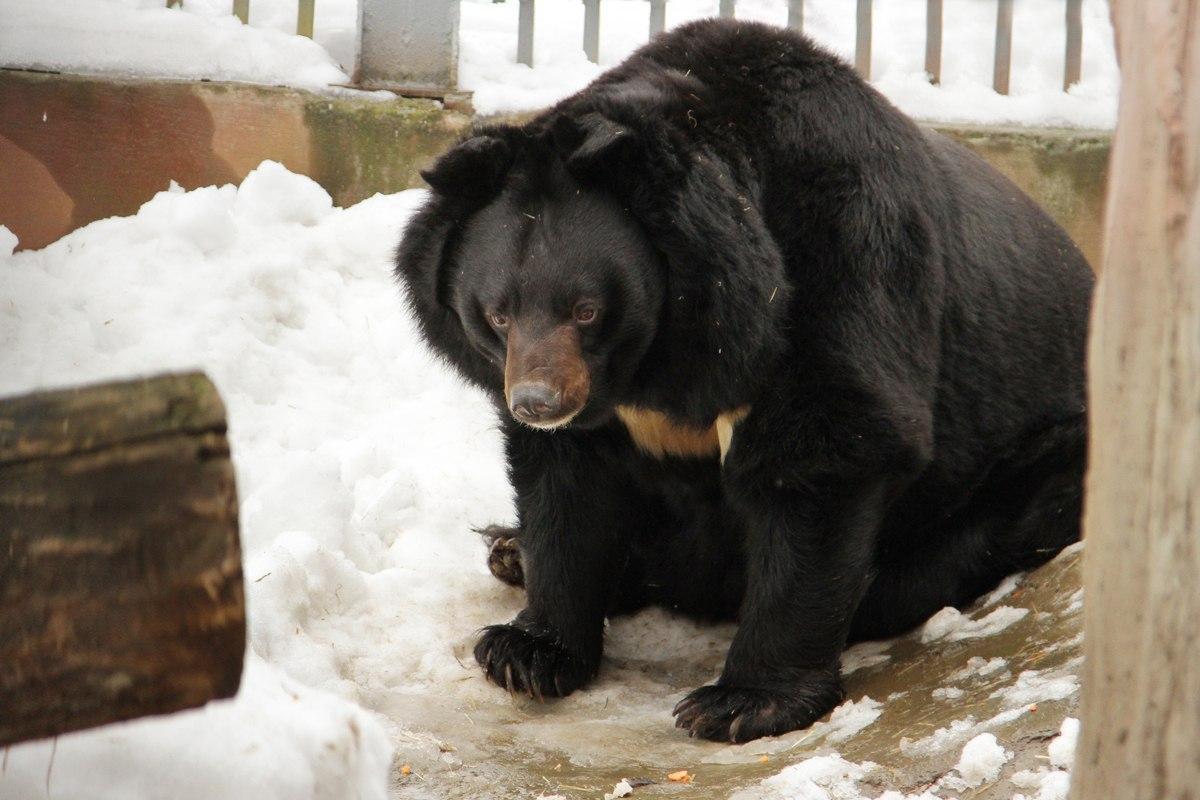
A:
[745, 753, 876, 800]
[0, 655, 392, 800]
[1, 0, 1116, 127]
[950, 732, 1010, 788]
[990, 667, 1080, 707]
[1010, 717, 1079, 800]
[0, 0, 347, 89]
[1048, 717, 1080, 769]
[0, 164, 516, 798]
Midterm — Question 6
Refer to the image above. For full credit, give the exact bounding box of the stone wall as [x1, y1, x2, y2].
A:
[0, 69, 1107, 267]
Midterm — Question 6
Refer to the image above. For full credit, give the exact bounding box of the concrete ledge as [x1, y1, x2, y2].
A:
[0, 69, 1107, 266]
[0, 69, 471, 250]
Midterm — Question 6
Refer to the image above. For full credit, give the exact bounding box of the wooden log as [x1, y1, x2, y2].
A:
[1072, 2, 1200, 798]
[0, 372, 245, 748]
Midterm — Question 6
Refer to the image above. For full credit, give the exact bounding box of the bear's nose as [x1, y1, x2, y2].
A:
[510, 383, 562, 424]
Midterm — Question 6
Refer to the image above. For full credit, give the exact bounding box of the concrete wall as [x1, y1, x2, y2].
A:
[0, 69, 1107, 267]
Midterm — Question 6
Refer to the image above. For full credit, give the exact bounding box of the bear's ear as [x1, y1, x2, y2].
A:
[420, 134, 513, 199]
[551, 112, 634, 171]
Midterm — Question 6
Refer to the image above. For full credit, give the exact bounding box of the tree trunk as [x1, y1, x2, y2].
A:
[0, 372, 245, 747]
[1073, 3, 1200, 799]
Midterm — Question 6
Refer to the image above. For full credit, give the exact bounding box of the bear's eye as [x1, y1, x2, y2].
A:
[486, 311, 509, 330]
[573, 302, 599, 325]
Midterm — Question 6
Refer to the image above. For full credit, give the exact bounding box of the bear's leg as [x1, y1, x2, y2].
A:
[673, 475, 897, 742]
[474, 423, 644, 700]
[849, 416, 1086, 643]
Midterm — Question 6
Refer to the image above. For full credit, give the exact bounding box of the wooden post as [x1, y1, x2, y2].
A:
[1064, 0, 1083, 91]
[356, 0, 460, 93]
[993, 0, 1013, 94]
[0, 373, 245, 747]
[1072, 2, 1200, 799]
[718, 0, 735, 18]
[925, 0, 942, 85]
[582, 0, 601, 63]
[518, 0, 535, 66]
[232, 0, 249, 25]
[786, 0, 803, 32]
[855, 0, 872, 80]
[297, 0, 315, 38]
[649, 0, 667, 36]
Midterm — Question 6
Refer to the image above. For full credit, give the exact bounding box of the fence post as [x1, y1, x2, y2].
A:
[993, 0, 1013, 94]
[583, 0, 601, 63]
[925, 0, 942, 84]
[1064, 0, 1083, 90]
[855, 0, 872, 80]
[719, 0, 735, 19]
[356, 0, 460, 93]
[232, 0, 248, 24]
[297, 0, 314, 38]
[649, 0, 667, 36]
[787, 0, 803, 32]
[518, 0, 535, 66]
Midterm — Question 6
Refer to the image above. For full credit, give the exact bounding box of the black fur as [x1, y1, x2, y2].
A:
[395, 20, 1092, 743]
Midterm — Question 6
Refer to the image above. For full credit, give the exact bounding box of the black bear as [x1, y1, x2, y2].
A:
[395, 19, 1092, 743]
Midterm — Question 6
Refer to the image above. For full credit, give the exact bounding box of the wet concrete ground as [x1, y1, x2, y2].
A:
[389, 545, 1082, 800]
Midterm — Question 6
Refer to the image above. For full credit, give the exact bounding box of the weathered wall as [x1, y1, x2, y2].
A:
[0, 70, 470, 250]
[0, 69, 1107, 267]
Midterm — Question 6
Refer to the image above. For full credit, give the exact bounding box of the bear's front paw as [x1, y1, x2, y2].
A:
[672, 673, 845, 743]
[473, 623, 597, 700]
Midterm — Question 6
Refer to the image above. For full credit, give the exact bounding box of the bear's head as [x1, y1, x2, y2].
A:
[395, 118, 667, 430]
[397, 76, 792, 429]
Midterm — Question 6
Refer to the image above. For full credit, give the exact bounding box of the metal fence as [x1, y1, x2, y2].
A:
[175, 0, 1088, 96]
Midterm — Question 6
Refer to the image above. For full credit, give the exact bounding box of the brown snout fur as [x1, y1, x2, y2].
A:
[504, 323, 591, 423]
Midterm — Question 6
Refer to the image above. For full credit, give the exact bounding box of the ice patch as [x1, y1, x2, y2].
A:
[920, 605, 1029, 643]
[841, 640, 892, 675]
[747, 753, 875, 800]
[949, 656, 1009, 682]
[980, 573, 1023, 607]
[990, 669, 1079, 708]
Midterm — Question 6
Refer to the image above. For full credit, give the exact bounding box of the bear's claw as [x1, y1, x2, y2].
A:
[672, 676, 844, 743]
[474, 623, 596, 700]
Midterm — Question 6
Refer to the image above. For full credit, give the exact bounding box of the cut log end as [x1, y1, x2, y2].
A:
[0, 372, 245, 748]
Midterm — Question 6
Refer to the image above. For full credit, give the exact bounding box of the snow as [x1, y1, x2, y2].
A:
[0, 0, 347, 90]
[0, 164, 507, 799]
[0, 0, 1118, 128]
[990, 668, 1079, 707]
[0, 162, 1087, 799]
[951, 732, 1010, 788]
[1, 655, 392, 800]
[1048, 717, 1081, 770]
[739, 753, 876, 800]
[948, 656, 1009, 683]
[919, 605, 1029, 643]
[1009, 718, 1079, 800]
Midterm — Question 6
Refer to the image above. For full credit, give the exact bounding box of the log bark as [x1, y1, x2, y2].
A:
[0, 372, 245, 748]
[1073, 3, 1200, 799]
